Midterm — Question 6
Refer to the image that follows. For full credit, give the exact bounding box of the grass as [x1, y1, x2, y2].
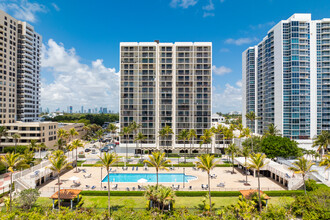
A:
[36, 196, 294, 209]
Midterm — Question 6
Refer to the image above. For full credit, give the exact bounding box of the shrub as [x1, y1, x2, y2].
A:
[4, 145, 28, 154]
[16, 188, 40, 210]
[305, 179, 319, 191]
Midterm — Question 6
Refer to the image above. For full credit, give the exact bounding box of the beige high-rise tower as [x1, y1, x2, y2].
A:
[0, 10, 41, 123]
[120, 41, 212, 153]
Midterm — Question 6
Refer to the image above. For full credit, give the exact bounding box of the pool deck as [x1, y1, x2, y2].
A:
[38, 166, 285, 196]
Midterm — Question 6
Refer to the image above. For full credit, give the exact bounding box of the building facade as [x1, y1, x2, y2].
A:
[243, 14, 330, 139]
[120, 41, 212, 151]
[0, 10, 41, 123]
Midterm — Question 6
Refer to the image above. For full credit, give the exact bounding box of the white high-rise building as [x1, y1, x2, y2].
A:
[243, 13, 330, 140]
[120, 41, 212, 152]
[0, 10, 41, 123]
[17, 21, 41, 122]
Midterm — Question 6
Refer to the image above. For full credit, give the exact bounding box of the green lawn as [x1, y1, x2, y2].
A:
[36, 196, 294, 209]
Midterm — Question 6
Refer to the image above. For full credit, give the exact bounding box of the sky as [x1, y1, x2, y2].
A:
[0, 0, 330, 113]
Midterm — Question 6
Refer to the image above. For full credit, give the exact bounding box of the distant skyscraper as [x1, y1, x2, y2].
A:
[69, 106, 73, 114]
[102, 108, 107, 114]
[120, 41, 212, 151]
[242, 13, 330, 140]
[88, 109, 91, 113]
[81, 106, 84, 113]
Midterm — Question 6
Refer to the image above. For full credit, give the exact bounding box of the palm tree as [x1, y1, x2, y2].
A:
[22, 149, 35, 165]
[200, 129, 213, 154]
[319, 153, 330, 170]
[241, 145, 251, 185]
[247, 153, 268, 212]
[196, 154, 219, 210]
[54, 138, 65, 150]
[95, 129, 104, 157]
[99, 152, 118, 215]
[69, 128, 79, 143]
[48, 151, 72, 210]
[119, 126, 131, 161]
[158, 129, 166, 152]
[29, 139, 39, 157]
[134, 132, 146, 158]
[71, 139, 83, 172]
[177, 129, 189, 163]
[37, 143, 47, 160]
[107, 123, 118, 143]
[289, 157, 316, 194]
[312, 130, 330, 156]
[225, 143, 239, 174]
[57, 128, 69, 141]
[188, 129, 197, 155]
[0, 152, 27, 210]
[163, 125, 173, 156]
[11, 133, 21, 154]
[129, 121, 141, 155]
[0, 126, 8, 152]
[245, 111, 259, 152]
[264, 124, 281, 136]
[143, 151, 171, 187]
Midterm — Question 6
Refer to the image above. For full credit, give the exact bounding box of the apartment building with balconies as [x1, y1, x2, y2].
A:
[243, 13, 330, 140]
[120, 41, 212, 152]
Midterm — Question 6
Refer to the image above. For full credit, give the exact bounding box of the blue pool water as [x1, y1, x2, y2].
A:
[101, 173, 197, 183]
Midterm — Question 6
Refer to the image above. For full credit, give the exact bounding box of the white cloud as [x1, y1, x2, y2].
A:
[249, 21, 275, 30]
[225, 37, 258, 46]
[203, 12, 215, 17]
[0, 0, 46, 23]
[202, 0, 214, 11]
[170, 0, 198, 9]
[212, 65, 232, 75]
[212, 81, 242, 113]
[51, 3, 60, 11]
[220, 48, 230, 53]
[41, 39, 119, 112]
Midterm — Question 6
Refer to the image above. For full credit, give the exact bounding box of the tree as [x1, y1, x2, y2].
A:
[22, 149, 35, 165]
[225, 143, 240, 174]
[312, 130, 330, 156]
[245, 111, 259, 152]
[196, 154, 219, 211]
[69, 128, 79, 143]
[264, 124, 281, 137]
[247, 153, 268, 212]
[99, 152, 118, 215]
[48, 151, 72, 210]
[240, 145, 251, 185]
[107, 123, 118, 143]
[0, 152, 27, 211]
[37, 143, 47, 159]
[71, 139, 83, 172]
[129, 121, 141, 156]
[289, 157, 316, 195]
[17, 188, 40, 210]
[0, 126, 8, 152]
[319, 153, 330, 170]
[188, 129, 197, 155]
[57, 128, 69, 140]
[119, 127, 130, 161]
[95, 129, 104, 157]
[143, 152, 171, 187]
[54, 138, 65, 150]
[29, 140, 41, 159]
[11, 133, 21, 154]
[163, 125, 173, 156]
[260, 136, 301, 159]
[134, 132, 146, 158]
[200, 129, 213, 154]
[177, 129, 189, 163]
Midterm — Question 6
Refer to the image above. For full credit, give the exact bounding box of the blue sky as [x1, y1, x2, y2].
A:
[1, 0, 330, 113]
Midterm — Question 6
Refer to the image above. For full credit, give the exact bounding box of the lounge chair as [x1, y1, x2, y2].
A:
[189, 186, 192, 190]
[136, 167, 138, 171]
[132, 167, 135, 171]
[85, 185, 90, 189]
[132, 187, 136, 191]
[144, 167, 148, 171]
[217, 183, 225, 187]
[126, 187, 130, 191]
[103, 186, 107, 189]
[112, 184, 118, 190]
[109, 168, 112, 172]
[91, 185, 96, 189]
[112, 169, 117, 173]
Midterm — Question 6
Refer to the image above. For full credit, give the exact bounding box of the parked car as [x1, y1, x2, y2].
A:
[85, 148, 91, 152]
[91, 149, 97, 154]
[101, 146, 109, 152]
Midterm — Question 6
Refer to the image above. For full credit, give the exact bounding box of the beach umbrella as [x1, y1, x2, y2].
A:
[68, 176, 79, 181]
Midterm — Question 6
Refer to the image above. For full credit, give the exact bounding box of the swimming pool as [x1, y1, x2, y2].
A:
[101, 173, 197, 183]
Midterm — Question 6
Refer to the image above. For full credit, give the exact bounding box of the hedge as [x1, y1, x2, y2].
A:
[82, 163, 237, 168]
[80, 190, 304, 197]
[4, 146, 28, 154]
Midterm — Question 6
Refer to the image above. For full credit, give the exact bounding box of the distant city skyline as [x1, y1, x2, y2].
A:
[1, 0, 329, 113]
